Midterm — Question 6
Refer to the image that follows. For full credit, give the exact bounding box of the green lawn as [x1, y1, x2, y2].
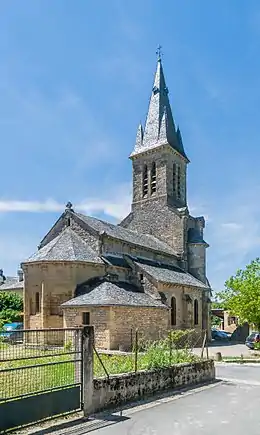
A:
[0, 341, 199, 401]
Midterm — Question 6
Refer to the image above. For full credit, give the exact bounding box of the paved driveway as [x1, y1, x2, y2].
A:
[194, 341, 253, 358]
[84, 364, 260, 434]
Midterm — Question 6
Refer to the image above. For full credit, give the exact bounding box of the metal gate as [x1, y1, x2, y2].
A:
[0, 327, 83, 432]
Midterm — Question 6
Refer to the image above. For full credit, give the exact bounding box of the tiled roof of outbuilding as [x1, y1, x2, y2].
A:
[62, 278, 166, 309]
[0, 277, 24, 290]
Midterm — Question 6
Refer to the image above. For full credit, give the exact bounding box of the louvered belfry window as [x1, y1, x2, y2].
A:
[143, 165, 148, 197]
[151, 162, 157, 194]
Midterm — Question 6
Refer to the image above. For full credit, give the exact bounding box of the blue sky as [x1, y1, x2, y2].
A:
[0, 0, 260, 291]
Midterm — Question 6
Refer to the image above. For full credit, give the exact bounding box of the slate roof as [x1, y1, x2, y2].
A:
[0, 277, 24, 290]
[135, 261, 209, 289]
[26, 227, 103, 263]
[75, 213, 175, 256]
[62, 279, 166, 309]
[130, 58, 188, 161]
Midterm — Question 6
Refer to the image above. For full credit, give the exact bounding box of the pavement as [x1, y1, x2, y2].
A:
[194, 341, 253, 358]
[82, 364, 260, 434]
[23, 360, 260, 435]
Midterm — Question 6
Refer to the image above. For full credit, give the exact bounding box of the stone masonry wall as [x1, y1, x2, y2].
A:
[63, 305, 169, 350]
[109, 306, 169, 350]
[102, 236, 178, 266]
[92, 360, 215, 413]
[22, 262, 105, 330]
[122, 198, 186, 258]
[131, 147, 187, 207]
[63, 306, 111, 349]
[160, 283, 204, 330]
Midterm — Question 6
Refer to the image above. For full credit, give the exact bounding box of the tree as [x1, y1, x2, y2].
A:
[0, 292, 23, 328]
[218, 258, 260, 329]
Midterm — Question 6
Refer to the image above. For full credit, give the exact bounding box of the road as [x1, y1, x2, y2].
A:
[85, 364, 260, 434]
[194, 342, 253, 358]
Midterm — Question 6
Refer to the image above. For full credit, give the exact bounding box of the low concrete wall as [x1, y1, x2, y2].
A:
[92, 360, 215, 412]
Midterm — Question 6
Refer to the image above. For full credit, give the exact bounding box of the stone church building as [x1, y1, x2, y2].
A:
[18, 56, 211, 349]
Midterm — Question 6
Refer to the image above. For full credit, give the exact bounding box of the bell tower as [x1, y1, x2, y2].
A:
[130, 53, 189, 211]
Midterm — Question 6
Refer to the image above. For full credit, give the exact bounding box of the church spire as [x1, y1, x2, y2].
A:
[130, 53, 188, 161]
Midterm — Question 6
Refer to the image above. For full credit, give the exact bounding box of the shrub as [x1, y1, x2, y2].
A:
[167, 329, 198, 349]
[254, 342, 260, 350]
[0, 309, 23, 329]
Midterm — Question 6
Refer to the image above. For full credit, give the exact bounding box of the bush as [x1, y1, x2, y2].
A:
[0, 292, 23, 312]
[0, 292, 23, 329]
[254, 342, 260, 350]
[167, 329, 198, 349]
[0, 309, 22, 329]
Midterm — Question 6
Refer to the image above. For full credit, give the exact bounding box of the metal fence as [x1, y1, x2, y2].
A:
[0, 327, 83, 432]
[93, 328, 208, 379]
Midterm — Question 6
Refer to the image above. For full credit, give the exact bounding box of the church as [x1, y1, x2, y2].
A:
[7, 55, 211, 349]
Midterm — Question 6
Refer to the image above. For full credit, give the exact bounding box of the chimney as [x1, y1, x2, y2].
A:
[0, 269, 6, 285]
[17, 269, 23, 282]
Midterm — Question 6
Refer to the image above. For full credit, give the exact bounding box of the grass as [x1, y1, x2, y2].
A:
[0, 337, 200, 401]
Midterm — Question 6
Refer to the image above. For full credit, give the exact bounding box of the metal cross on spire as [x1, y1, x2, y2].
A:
[156, 45, 163, 61]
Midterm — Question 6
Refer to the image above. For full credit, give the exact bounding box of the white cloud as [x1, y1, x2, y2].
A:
[0, 183, 132, 221]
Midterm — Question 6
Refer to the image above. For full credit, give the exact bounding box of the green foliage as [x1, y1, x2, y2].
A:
[254, 342, 260, 350]
[0, 292, 23, 329]
[64, 340, 72, 352]
[218, 258, 260, 329]
[0, 335, 201, 398]
[167, 329, 198, 349]
[0, 309, 22, 328]
[94, 334, 199, 377]
[211, 300, 224, 309]
[211, 315, 222, 327]
[0, 292, 23, 312]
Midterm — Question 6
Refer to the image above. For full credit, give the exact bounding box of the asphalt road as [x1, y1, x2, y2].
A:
[86, 364, 260, 434]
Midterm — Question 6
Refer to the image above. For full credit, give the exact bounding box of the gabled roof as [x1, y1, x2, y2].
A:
[135, 260, 209, 289]
[75, 212, 176, 257]
[61, 279, 166, 309]
[0, 277, 23, 290]
[26, 227, 103, 263]
[130, 58, 188, 161]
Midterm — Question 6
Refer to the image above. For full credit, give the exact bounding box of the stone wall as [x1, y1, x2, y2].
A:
[63, 305, 169, 350]
[102, 236, 178, 266]
[92, 360, 215, 413]
[22, 261, 105, 330]
[160, 283, 204, 330]
[121, 198, 186, 258]
[109, 306, 168, 350]
[63, 306, 111, 349]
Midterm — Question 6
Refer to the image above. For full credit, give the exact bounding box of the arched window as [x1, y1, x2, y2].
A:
[173, 163, 176, 194]
[177, 165, 181, 199]
[194, 299, 199, 325]
[151, 162, 157, 194]
[142, 165, 148, 197]
[35, 292, 40, 314]
[171, 296, 177, 326]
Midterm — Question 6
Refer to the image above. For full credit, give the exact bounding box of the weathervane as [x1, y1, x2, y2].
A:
[156, 45, 163, 61]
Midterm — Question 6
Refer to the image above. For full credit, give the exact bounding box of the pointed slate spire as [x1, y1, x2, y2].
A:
[134, 122, 144, 153]
[176, 126, 188, 160]
[130, 56, 188, 161]
[158, 106, 168, 144]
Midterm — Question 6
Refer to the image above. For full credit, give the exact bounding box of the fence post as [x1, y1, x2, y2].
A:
[200, 330, 207, 359]
[206, 331, 209, 359]
[83, 326, 94, 418]
[134, 329, 138, 373]
[169, 331, 172, 366]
